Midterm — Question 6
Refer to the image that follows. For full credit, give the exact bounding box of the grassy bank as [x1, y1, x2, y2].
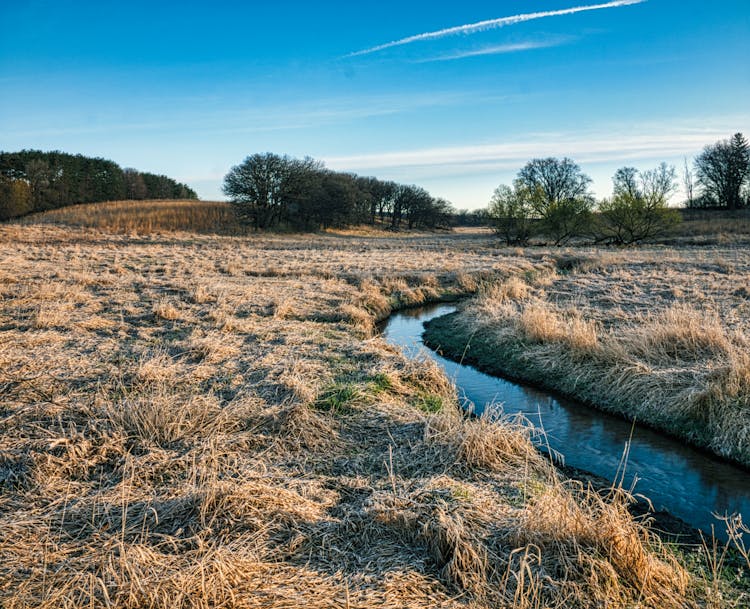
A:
[0, 220, 745, 607]
[423, 250, 750, 469]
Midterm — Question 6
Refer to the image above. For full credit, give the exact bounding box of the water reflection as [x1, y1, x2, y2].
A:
[382, 304, 749, 538]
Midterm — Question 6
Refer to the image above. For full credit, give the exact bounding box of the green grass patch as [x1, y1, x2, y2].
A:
[314, 383, 361, 415]
[368, 373, 394, 395]
[450, 485, 472, 502]
[413, 391, 444, 414]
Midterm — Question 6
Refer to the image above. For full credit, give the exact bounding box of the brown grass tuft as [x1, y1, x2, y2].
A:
[519, 303, 599, 351]
[515, 481, 692, 608]
[276, 401, 338, 450]
[482, 276, 530, 302]
[426, 407, 546, 473]
[636, 303, 731, 361]
[152, 299, 182, 321]
[101, 392, 235, 446]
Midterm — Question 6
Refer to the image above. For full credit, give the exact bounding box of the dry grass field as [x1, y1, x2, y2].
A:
[425, 247, 750, 469]
[18, 200, 245, 235]
[0, 207, 747, 607]
[672, 208, 750, 245]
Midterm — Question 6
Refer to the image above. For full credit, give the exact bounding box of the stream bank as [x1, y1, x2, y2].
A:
[382, 304, 749, 541]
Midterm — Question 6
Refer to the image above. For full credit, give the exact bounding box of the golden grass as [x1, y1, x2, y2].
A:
[514, 480, 692, 608]
[0, 220, 728, 607]
[18, 199, 245, 235]
[445, 247, 750, 467]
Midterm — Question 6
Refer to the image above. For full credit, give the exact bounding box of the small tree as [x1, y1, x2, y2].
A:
[597, 162, 680, 244]
[694, 132, 750, 209]
[516, 157, 594, 245]
[488, 183, 536, 245]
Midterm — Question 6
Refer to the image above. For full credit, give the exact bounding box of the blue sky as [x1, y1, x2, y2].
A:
[1, 0, 748, 208]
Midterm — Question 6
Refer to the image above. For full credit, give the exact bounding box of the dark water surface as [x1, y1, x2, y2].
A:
[381, 303, 750, 539]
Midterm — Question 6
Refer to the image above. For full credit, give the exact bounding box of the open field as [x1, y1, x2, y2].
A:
[424, 247, 750, 469]
[0, 215, 747, 607]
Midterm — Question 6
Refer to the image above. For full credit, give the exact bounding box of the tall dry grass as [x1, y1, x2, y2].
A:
[17, 199, 246, 235]
[0, 221, 731, 607]
[442, 253, 750, 467]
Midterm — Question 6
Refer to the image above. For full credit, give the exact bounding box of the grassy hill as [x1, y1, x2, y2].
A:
[17, 199, 245, 235]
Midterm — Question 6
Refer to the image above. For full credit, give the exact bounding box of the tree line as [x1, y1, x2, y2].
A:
[488, 132, 749, 245]
[223, 153, 454, 231]
[0, 150, 197, 221]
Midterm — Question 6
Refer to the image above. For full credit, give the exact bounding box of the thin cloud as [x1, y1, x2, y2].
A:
[346, 0, 645, 57]
[1, 91, 483, 139]
[323, 124, 746, 175]
[417, 37, 573, 62]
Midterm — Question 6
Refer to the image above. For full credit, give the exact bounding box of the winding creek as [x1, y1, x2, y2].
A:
[381, 303, 750, 540]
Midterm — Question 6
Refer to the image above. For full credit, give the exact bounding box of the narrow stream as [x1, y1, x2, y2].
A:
[382, 303, 750, 540]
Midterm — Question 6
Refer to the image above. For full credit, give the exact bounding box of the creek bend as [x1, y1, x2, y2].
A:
[381, 303, 749, 539]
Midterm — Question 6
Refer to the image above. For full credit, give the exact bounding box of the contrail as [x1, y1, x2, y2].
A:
[416, 38, 572, 63]
[346, 0, 645, 57]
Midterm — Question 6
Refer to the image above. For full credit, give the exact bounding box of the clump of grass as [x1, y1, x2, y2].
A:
[134, 351, 184, 385]
[314, 382, 362, 415]
[482, 276, 530, 302]
[368, 372, 394, 394]
[153, 299, 182, 321]
[636, 303, 731, 361]
[358, 278, 392, 320]
[272, 298, 296, 320]
[340, 303, 375, 335]
[510, 480, 692, 608]
[414, 392, 445, 414]
[101, 391, 234, 446]
[276, 401, 338, 450]
[519, 303, 599, 351]
[426, 406, 546, 473]
[191, 284, 216, 304]
[400, 355, 456, 403]
[33, 302, 74, 329]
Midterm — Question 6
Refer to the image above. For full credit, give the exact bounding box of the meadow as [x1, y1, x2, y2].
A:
[1, 202, 748, 607]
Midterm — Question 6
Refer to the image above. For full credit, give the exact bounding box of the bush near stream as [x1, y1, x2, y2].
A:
[1, 222, 739, 608]
[424, 257, 750, 468]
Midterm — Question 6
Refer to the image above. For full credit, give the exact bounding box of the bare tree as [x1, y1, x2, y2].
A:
[694, 132, 750, 209]
[683, 157, 694, 207]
